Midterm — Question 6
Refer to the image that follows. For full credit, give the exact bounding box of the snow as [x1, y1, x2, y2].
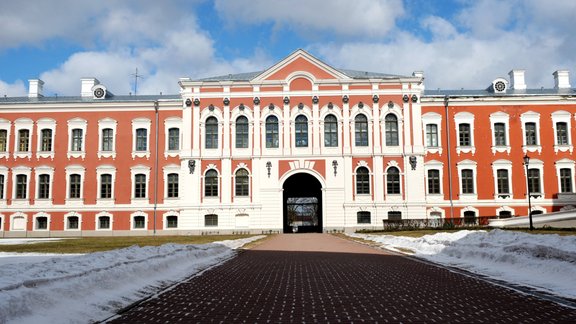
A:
[0, 235, 264, 324]
[349, 229, 576, 300]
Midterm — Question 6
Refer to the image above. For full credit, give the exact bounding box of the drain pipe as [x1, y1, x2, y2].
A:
[153, 100, 159, 235]
[444, 96, 455, 219]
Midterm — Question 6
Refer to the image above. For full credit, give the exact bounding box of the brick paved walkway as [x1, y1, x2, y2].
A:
[109, 234, 576, 323]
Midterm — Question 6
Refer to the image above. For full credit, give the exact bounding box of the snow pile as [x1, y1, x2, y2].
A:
[0, 235, 264, 324]
[350, 230, 576, 299]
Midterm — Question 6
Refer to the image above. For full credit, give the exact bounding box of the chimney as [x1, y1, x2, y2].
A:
[553, 70, 571, 89]
[28, 79, 45, 98]
[508, 70, 526, 90]
[81, 78, 100, 97]
[412, 71, 424, 79]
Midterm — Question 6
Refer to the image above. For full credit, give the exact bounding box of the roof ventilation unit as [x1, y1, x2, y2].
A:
[92, 84, 109, 99]
[489, 78, 508, 94]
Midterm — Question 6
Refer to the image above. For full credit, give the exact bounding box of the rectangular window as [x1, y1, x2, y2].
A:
[40, 129, 52, 151]
[0, 129, 7, 152]
[69, 174, 81, 199]
[68, 216, 79, 230]
[18, 129, 30, 152]
[133, 216, 146, 229]
[556, 122, 569, 145]
[560, 168, 573, 193]
[71, 129, 83, 151]
[36, 217, 48, 230]
[525, 122, 538, 145]
[426, 124, 438, 147]
[168, 128, 180, 151]
[205, 214, 218, 227]
[38, 174, 51, 199]
[16, 174, 27, 199]
[461, 169, 474, 194]
[134, 174, 146, 198]
[136, 128, 147, 151]
[388, 211, 402, 221]
[427, 170, 441, 194]
[99, 216, 110, 229]
[100, 174, 112, 199]
[102, 128, 114, 151]
[494, 123, 507, 146]
[167, 173, 179, 198]
[166, 216, 178, 228]
[527, 169, 541, 193]
[458, 124, 471, 147]
[496, 169, 510, 195]
[357, 211, 371, 224]
[0, 174, 4, 199]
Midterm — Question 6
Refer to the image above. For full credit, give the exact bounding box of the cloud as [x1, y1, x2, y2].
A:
[0, 80, 26, 97]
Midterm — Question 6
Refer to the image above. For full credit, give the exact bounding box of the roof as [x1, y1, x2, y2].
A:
[0, 94, 181, 104]
[424, 88, 576, 98]
[194, 68, 410, 82]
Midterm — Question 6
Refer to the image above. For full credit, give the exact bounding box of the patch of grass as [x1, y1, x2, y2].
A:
[0, 235, 259, 254]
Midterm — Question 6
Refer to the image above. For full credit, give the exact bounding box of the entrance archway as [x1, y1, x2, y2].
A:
[283, 173, 323, 233]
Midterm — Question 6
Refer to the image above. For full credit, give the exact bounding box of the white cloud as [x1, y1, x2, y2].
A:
[0, 80, 26, 97]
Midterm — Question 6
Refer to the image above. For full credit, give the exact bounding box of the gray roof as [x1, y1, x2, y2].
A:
[0, 94, 181, 104]
[424, 88, 576, 98]
[193, 69, 410, 82]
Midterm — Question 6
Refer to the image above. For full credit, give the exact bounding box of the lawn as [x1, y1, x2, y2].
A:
[0, 235, 260, 254]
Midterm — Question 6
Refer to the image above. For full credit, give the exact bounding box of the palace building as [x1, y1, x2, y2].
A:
[1, 49, 575, 236]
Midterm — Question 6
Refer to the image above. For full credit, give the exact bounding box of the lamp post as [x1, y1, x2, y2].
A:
[523, 154, 534, 231]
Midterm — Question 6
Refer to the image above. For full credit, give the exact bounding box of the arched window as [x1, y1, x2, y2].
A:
[387, 167, 400, 194]
[205, 169, 218, 197]
[385, 114, 399, 146]
[355, 114, 368, 146]
[235, 116, 249, 148]
[356, 167, 370, 195]
[265, 116, 279, 148]
[205, 117, 218, 149]
[324, 114, 338, 147]
[295, 115, 308, 147]
[235, 168, 249, 196]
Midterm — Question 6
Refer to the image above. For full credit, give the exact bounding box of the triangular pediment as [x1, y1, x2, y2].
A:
[252, 49, 350, 82]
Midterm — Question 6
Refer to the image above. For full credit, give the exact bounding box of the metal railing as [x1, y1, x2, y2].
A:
[382, 216, 498, 231]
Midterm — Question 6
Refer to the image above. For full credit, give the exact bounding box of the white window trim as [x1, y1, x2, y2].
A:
[525, 158, 545, 199]
[10, 212, 27, 231]
[427, 207, 445, 218]
[456, 159, 478, 200]
[164, 117, 182, 158]
[36, 118, 56, 160]
[67, 118, 87, 160]
[460, 206, 479, 217]
[520, 111, 542, 154]
[11, 166, 31, 204]
[96, 165, 116, 205]
[0, 119, 11, 159]
[163, 164, 181, 200]
[422, 112, 442, 155]
[0, 166, 8, 204]
[424, 160, 444, 199]
[496, 206, 515, 217]
[489, 112, 511, 154]
[163, 210, 179, 230]
[132, 118, 151, 159]
[65, 165, 86, 205]
[95, 211, 113, 231]
[131, 165, 151, 203]
[555, 159, 576, 198]
[34, 165, 55, 205]
[131, 211, 148, 230]
[98, 118, 117, 159]
[64, 211, 82, 231]
[14, 118, 33, 160]
[491, 159, 513, 200]
[33, 212, 50, 231]
[551, 111, 573, 154]
[454, 112, 475, 155]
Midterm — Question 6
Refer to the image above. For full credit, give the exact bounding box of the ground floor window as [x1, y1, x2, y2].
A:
[67, 216, 79, 229]
[498, 211, 512, 219]
[36, 216, 48, 230]
[99, 216, 111, 229]
[205, 214, 218, 227]
[388, 211, 402, 221]
[357, 211, 371, 224]
[463, 210, 476, 225]
[133, 215, 146, 229]
[166, 215, 178, 228]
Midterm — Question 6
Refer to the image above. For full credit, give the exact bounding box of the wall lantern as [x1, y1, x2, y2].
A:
[283, 97, 290, 104]
[328, 102, 334, 109]
[388, 101, 394, 109]
[253, 97, 260, 105]
[312, 96, 319, 104]
[266, 161, 272, 178]
[188, 160, 196, 174]
[411, 94, 418, 103]
[358, 101, 364, 109]
[239, 103, 245, 111]
[185, 98, 192, 107]
[332, 160, 338, 176]
[372, 95, 379, 103]
[268, 103, 275, 110]
[208, 104, 215, 111]
[193, 98, 200, 106]
[298, 103, 304, 110]
[409, 156, 417, 170]
[402, 95, 409, 103]
[342, 95, 349, 103]
[223, 98, 230, 106]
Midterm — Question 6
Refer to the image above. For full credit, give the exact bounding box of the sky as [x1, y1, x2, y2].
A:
[0, 0, 575, 97]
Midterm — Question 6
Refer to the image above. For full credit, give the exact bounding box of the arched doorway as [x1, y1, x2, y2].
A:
[283, 173, 323, 233]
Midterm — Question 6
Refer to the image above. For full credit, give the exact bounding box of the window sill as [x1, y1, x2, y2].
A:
[131, 151, 150, 159]
[14, 152, 32, 160]
[522, 145, 542, 154]
[36, 152, 55, 160]
[98, 151, 117, 159]
[456, 146, 475, 156]
[67, 151, 86, 160]
[425, 147, 443, 155]
[554, 145, 573, 154]
[491, 145, 511, 154]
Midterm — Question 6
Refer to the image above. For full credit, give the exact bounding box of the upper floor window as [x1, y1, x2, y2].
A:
[100, 174, 112, 199]
[235, 168, 249, 196]
[18, 129, 30, 152]
[15, 174, 27, 199]
[426, 124, 438, 147]
[0, 174, 4, 199]
[265, 116, 279, 148]
[69, 174, 82, 199]
[135, 128, 147, 151]
[494, 123, 507, 146]
[168, 128, 180, 151]
[295, 115, 308, 147]
[386, 167, 400, 194]
[461, 169, 474, 194]
[0, 129, 7, 152]
[204, 169, 218, 197]
[102, 128, 114, 151]
[71, 129, 83, 152]
[38, 174, 51, 199]
[496, 169, 510, 195]
[167, 173, 179, 198]
[235, 116, 249, 149]
[527, 169, 541, 194]
[356, 166, 370, 195]
[134, 174, 147, 198]
[40, 129, 52, 152]
[556, 122, 569, 146]
[324, 115, 338, 147]
[384, 114, 399, 146]
[458, 124, 471, 147]
[559, 168, 572, 193]
[205, 117, 218, 149]
[525, 122, 538, 145]
[427, 169, 441, 194]
[355, 114, 368, 147]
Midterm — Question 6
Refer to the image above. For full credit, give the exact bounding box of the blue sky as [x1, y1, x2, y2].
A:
[1, 0, 575, 96]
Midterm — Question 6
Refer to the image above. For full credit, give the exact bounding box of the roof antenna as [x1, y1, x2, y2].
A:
[131, 68, 144, 96]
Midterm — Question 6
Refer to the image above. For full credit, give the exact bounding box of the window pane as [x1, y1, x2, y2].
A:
[41, 129, 52, 151]
[496, 169, 510, 194]
[205, 214, 218, 226]
[71, 129, 83, 151]
[69, 174, 81, 198]
[324, 115, 338, 147]
[136, 128, 147, 151]
[458, 124, 471, 146]
[68, 216, 79, 229]
[167, 173, 179, 198]
[560, 168, 572, 193]
[38, 174, 50, 199]
[385, 114, 399, 146]
[36, 217, 48, 230]
[205, 117, 218, 149]
[357, 211, 371, 224]
[356, 167, 370, 195]
[0, 130, 7, 152]
[426, 124, 438, 147]
[0, 174, 4, 199]
[525, 122, 537, 145]
[99, 216, 110, 229]
[461, 169, 474, 194]
[235, 169, 249, 196]
[388, 211, 402, 221]
[265, 116, 279, 148]
[168, 128, 180, 150]
[386, 167, 400, 194]
[100, 174, 112, 199]
[494, 123, 506, 146]
[18, 129, 30, 152]
[134, 174, 146, 198]
[557, 122, 568, 145]
[16, 174, 27, 199]
[134, 216, 146, 229]
[205, 170, 218, 197]
[235, 117, 249, 148]
[167, 215, 178, 228]
[427, 170, 440, 194]
[527, 169, 541, 193]
[102, 128, 114, 151]
[295, 115, 308, 147]
[355, 114, 368, 147]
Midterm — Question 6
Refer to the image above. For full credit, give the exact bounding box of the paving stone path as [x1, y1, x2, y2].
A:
[109, 234, 576, 323]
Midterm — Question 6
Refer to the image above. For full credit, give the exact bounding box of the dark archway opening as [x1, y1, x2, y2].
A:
[283, 173, 323, 233]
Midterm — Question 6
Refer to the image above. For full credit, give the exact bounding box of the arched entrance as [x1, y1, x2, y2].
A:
[283, 173, 323, 233]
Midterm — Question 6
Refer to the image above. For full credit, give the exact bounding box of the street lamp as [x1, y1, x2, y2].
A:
[523, 154, 534, 231]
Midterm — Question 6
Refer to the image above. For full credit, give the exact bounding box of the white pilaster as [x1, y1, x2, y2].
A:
[372, 102, 381, 154]
[312, 102, 320, 154]
[223, 105, 231, 157]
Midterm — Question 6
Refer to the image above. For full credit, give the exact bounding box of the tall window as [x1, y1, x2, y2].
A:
[525, 122, 538, 145]
[205, 117, 218, 149]
[265, 116, 279, 148]
[461, 169, 474, 194]
[458, 124, 471, 147]
[527, 169, 541, 193]
[560, 168, 572, 193]
[426, 124, 438, 147]
[40, 129, 52, 151]
[494, 123, 507, 146]
[235, 169, 249, 196]
[71, 129, 83, 151]
[356, 167, 370, 195]
[235, 116, 249, 148]
[0, 129, 6, 152]
[427, 170, 440, 194]
[167, 173, 179, 198]
[168, 128, 180, 150]
[496, 169, 510, 195]
[102, 128, 114, 151]
[18, 129, 30, 152]
[16, 174, 27, 199]
[556, 122, 569, 145]
[135, 128, 147, 151]
[69, 174, 81, 199]
[355, 114, 368, 146]
[205, 169, 218, 197]
[0, 174, 4, 199]
[100, 174, 112, 199]
[295, 115, 308, 147]
[134, 174, 146, 198]
[385, 114, 399, 146]
[386, 167, 400, 194]
[324, 115, 338, 147]
[38, 174, 50, 199]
